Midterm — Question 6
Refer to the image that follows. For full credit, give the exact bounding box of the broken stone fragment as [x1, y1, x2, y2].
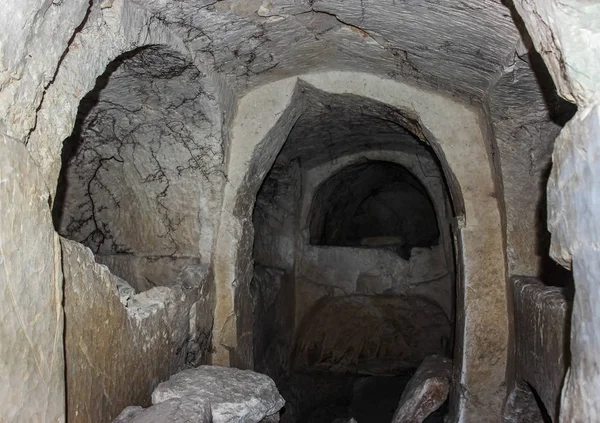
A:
[112, 399, 212, 423]
[114, 365, 285, 423]
[391, 355, 452, 423]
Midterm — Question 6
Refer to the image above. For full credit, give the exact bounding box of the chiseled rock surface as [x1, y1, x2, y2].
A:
[391, 355, 452, 423]
[133, 0, 520, 100]
[55, 46, 225, 260]
[0, 134, 65, 422]
[151, 366, 285, 423]
[512, 277, 572, 421]
[61, 239, 214, 423]
[488, 50, 575, 278]
[502, 382, 547, 423]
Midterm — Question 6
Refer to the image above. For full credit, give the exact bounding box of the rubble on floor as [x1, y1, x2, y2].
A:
[391, 355, 452, 423]
[114, 366, 285, 423]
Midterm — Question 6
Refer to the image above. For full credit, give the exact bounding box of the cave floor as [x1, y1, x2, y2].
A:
[277, 370, 447, 423]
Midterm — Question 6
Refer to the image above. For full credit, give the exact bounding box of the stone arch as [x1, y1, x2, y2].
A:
[299, 151, 455, 320]
[25, 3, 197, 194]
[306, 160, 440, 254]
[213, 71, 508, 421]
[42, 12, 225, 420]
[53, 43, 224, 289]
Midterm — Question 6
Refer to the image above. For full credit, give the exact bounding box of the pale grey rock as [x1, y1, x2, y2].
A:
[391, 355, 452, 423]
[152, 366, 285, 423]
[547, 106, 600, 422]
[113, 398, 212, 422]
[513, 0, 600, 106]
[0, 0, 90, 141]
[115, 274, 137, 306]
[0, 134, 65, 422]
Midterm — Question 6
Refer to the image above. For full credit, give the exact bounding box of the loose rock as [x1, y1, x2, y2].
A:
[391, 355, 452, 423]
[115, 366, 285, 423]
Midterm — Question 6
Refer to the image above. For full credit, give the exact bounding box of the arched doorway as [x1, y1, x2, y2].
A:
[212, 72, 508, 421]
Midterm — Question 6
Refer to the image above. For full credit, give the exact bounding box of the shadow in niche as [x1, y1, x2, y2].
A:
[505, 0, 577, 124]
[308, 160, 440, 260]
[247, 85, 464, 423]
[535, 164, 574, 291]
[505, 381, 553, 423]
[52, 47, 148, 231]
[504, 1, 577, 289]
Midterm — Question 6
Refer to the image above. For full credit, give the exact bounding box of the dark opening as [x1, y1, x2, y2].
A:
[250, 88, 456, 423]
[309, 161, 439, 259]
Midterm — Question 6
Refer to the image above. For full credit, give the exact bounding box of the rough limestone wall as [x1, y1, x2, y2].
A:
[488, 47, 575, 280]
[54, 45, 225, 290]
[56, 47, 223, 257]
[512, 1, 600, 421]
[0, 1, 224, 420]
[0, 135, 65, 422]
[61, 239, 214, 423]
[0, 0, 96, 420]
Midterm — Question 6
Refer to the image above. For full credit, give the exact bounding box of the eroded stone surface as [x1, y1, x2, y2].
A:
[61, 239, 214, 422]
[0, 134, 65, 422]
[152, 366, 285, 423]
[294, 296, 450, 374]
[391, 355, 452, 423]
[2, 1, 591, 422]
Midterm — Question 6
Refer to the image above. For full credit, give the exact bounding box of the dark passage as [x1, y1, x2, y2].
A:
[309, 161, 439, 259]
[250, 89, 457, 423]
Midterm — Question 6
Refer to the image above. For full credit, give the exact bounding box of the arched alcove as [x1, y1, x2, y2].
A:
[308, 161, 440, 259]
[213, 72, 507, 422]
[53, 45, 224, 292]
[51, 45, 222, 422]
